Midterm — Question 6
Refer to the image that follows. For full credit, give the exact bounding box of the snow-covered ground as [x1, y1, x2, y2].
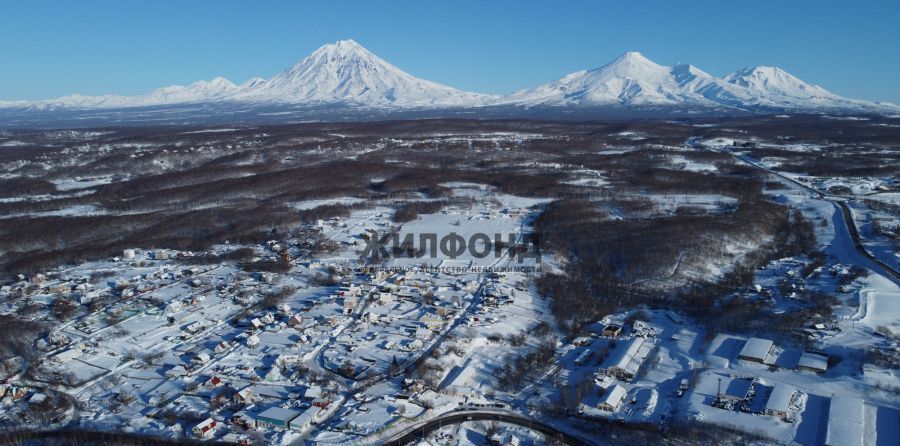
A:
[52, 175, 116, 191]
[0, 128, 896, 446]
[857, 277, 900, 333]
[289, 196, 366, 211]
[4, 40, 893, 114]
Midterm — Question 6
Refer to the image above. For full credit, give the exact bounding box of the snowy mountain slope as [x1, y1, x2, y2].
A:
[0, 41, 895, 114]
[7, 40, 493, 111]
[503, 52, 725, 106]
[0, 99, 28, 108]
[505, 52, 895, 112]
[233, 39, 494, 106]
[21, 77, 240, 110]
[721, 66, 881, 110]
[239, 77, 267, 89]
[668, 63, 754, 107]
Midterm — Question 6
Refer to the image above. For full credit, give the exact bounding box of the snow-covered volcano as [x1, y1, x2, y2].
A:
[10, 39, 493, 111]
[503, 52, 748, 107]
[1, 41, 895, 114]
[504, 51, 894, 112]
[721, 66, 878, 110]
[12, 77, 241, 110]
[232, 39, 493, 106]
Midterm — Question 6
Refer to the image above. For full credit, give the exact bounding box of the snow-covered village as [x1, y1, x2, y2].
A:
[0, 115, 898, 446]
[1, 3, 900, 445]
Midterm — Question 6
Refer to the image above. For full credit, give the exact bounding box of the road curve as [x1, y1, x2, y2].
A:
[380, 409, 598, 446]
[832, 200, 900, 282]
[693, 139, 900, 284]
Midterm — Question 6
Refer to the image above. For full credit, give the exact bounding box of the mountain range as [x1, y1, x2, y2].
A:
[1, 39, 895, 116]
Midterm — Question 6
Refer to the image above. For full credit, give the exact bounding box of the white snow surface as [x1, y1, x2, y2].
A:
[505, 52, 752, 107]
[505, 52, 896, 111]
[2, 43, 894, 112]
[10, 40, 494, 110]
[23, 77, 240, 110]
[230, 39, 495, 107]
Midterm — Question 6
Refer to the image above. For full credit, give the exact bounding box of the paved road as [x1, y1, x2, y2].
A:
[832, 201, 899, 282]
[692, 138, 900, 284]
[327, 215, 546, 444]
[380, 409, 598, 446]
[394, 217, 534, 379]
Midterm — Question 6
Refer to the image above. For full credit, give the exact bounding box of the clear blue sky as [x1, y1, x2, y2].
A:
[1, 0, 898, 103]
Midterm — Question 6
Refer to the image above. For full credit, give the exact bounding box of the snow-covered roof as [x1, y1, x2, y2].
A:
[602, 337, 648, 375]
[738, 337, 773, 361]
[51, 347, 82, 362]
[304, 385, 323, 399]
[289, 405, 319, 428]
[798, 351, 828, 372]
[599, 384, 627, 408]
[256, 406, 300, 424]
[764, 383, 795, 414]
[825, 395, 864, 446]
[236, 388, 253, 398]
[724, 378, 752, 400]
[194, 417, 216, 429]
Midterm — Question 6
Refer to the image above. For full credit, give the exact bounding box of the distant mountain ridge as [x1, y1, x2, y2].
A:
[1, 39, 895, 115]
[502, 51, 890, 112]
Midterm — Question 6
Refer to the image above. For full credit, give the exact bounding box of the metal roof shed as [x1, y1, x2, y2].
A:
[256, 407, 300, 429]
[764, 383, 796, 418]
[798, 351, 828, 373]
[597, 384, 627, 411]
[738, 337, 774, 363]
[825, 395, 864, 446]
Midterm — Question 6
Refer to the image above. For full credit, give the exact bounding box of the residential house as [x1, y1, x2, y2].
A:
[207, 376, 224, 389]
[165, 365, 188, 378]
[343, 296, 358, 315]
[192, 352, 211, 365]
[233, 388, 254, 406]
[414, 327, 432, 340]
[221, 433, 252, 446]
[192, 418, 217, 438]
[573, 336, 594, 347]
[602, 324, 622, 338]
[288, 314, 303, 327]
[304, 385, 323, 399]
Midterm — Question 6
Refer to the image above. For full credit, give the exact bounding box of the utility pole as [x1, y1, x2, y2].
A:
[716, 378, 722, 404]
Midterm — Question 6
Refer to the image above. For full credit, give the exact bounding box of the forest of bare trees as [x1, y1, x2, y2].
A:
[0, 118, 893, 346]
